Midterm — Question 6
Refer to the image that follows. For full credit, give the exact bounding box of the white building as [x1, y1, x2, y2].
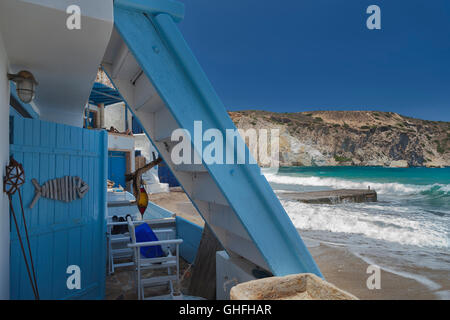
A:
[86, 85, 168, 193]
[0, 0, 114, 299]
[0, 0, 320, 301]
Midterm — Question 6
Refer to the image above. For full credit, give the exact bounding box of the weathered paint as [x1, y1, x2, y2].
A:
[9, 116, 108, 300]
[109, 2, 322, 277]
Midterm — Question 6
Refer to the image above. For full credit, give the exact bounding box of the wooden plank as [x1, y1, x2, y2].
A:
[12, 116, 24, 146]
[188, 224, 223, 299]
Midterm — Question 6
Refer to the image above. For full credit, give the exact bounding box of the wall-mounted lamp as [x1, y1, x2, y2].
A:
[7, 70, 38, 103]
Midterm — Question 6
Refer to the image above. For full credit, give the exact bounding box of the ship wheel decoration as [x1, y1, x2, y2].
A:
[3, 157, 25, 196]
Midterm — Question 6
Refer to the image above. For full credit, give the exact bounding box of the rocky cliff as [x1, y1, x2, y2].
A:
[229, 110, 450, 167]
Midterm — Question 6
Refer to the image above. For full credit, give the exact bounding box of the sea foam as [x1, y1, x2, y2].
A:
[265, 173, 449, 196]
[281, 199, 449, 248]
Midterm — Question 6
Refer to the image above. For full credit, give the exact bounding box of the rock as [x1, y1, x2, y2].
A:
[229, 110, 449, 167]
[366, 160, 386, 167]
[389, 160, 409, 168]
[230, 273, 358, 300]
[425, 160, 446, 168]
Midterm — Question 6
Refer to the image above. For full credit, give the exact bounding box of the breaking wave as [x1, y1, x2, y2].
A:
[265, 168, 449, 296]
[264, 171, 449, 248]
[265, 173, 450, 196]
[281, 200, 449, 248]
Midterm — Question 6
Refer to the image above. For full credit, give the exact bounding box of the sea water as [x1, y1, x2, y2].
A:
[264, 166, 450, 298]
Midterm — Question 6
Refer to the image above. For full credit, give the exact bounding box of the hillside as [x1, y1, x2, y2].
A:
[229, 110, 450, 167]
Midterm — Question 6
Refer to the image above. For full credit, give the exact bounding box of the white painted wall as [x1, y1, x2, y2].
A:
[0, 31, 10, 299]
[0, 0, 114, 299]
[134, 133, 159, 164]
[0, 0, 114, 127]
[134, 134, 169, 194]
[104, 102, 132, 132]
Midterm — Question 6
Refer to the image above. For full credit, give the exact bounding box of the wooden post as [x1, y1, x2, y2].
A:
[98, 103, 105, 128]
[125, 157, 162, 200]
[188, 224, 223, 300]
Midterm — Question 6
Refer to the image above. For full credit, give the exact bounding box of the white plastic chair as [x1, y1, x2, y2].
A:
[127, 216, 183, 300]
[107, 220, 134, 275]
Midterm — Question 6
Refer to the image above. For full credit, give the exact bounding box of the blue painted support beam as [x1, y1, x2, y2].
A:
[113, 3, 322, 277]
[115, 0, 185, 22]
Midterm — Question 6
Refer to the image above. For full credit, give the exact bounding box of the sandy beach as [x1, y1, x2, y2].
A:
[149, 190, 447, 300]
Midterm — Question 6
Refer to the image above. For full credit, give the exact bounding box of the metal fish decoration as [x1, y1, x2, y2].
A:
[29, 176, 89, 208]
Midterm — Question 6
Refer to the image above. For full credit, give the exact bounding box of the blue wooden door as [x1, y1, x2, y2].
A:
[108, 151, 126, 189]
[158, 162, 179, 187]
[9, 116, 108, 300]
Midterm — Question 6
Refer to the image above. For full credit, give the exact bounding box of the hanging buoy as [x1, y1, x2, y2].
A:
[137, 186, 148, 217]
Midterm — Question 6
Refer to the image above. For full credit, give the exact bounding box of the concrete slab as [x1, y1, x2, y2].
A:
[281, 189, 377, 204]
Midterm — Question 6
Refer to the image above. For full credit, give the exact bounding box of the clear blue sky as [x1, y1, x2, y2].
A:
[178, 0, 450, 121]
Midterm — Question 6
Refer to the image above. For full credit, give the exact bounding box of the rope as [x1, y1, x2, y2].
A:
[4, 157, 39, 300]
